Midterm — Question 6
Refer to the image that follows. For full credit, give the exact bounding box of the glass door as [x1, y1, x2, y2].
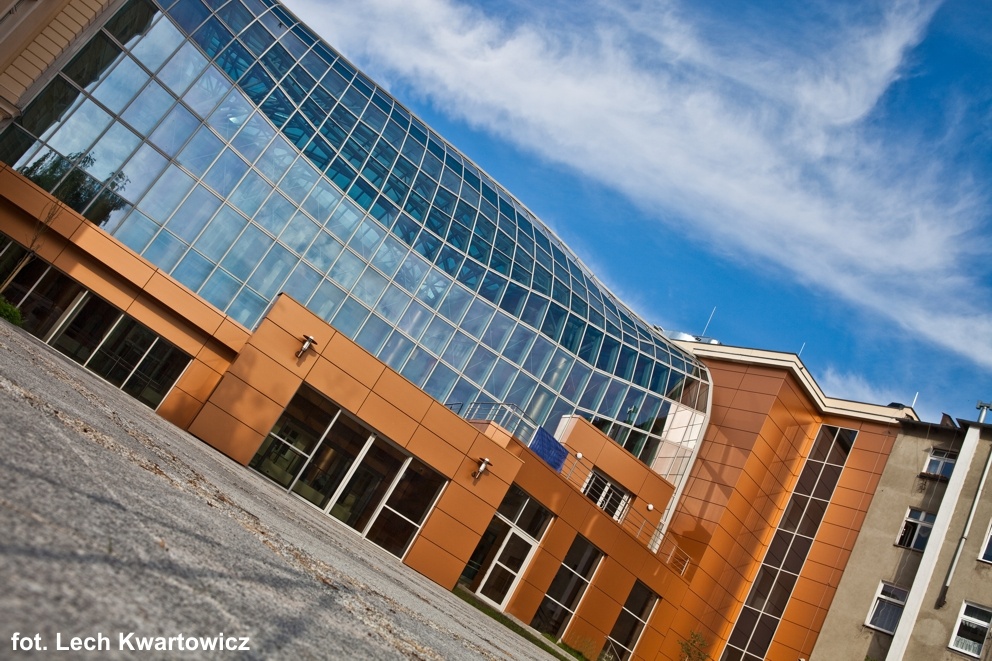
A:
[477, 531, 536, 606]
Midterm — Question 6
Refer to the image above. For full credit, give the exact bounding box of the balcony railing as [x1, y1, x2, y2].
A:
[462, 401, 538, 445]
[458, 400, 692, 575]
[560, 452, 692, 576]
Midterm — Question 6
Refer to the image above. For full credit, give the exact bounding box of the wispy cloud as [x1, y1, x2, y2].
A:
[284, 0, 992, 370]
[819, 365, 938, 422]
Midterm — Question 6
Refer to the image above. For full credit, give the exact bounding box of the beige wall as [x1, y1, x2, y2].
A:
[902, 429, 992, 661]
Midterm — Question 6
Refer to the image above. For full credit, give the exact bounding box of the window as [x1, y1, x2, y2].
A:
[865, 582, 908, 634]
[582, 468, 631, 521]
[460, 485, 553, 608]
[950, 602, 992, 657]
[531, 536, 602, 638]
[605, 581, 658, 660]
[897, 508, 936, 551]
[922, 448, 957, 480]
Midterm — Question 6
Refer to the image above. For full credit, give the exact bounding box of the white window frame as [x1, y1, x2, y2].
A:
[896, 507, 936, 552]
[865, 582, 908, 635]
[949, 602, 992, 657]
[923, 448, 957, 479]
[581, 468, 632, 521]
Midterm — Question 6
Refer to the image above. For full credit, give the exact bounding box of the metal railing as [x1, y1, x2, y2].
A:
[462, 401, 538, 445]
[560, 452, 692, 576]
[458, 400, 692, 576]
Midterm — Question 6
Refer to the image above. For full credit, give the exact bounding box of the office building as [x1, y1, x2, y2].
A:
[0, 1, 923, 658]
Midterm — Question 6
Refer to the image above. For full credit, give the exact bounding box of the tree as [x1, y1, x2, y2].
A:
[679, 631, 709, 661]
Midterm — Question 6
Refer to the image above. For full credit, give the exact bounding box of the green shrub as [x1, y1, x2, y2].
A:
[0, 296, 22, 326]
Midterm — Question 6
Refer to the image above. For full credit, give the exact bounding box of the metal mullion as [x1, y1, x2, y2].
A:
[42, 289, 89, 344]
[321, 430, 376, 514]
[359, 454, 411, 536]
[285, 407, 342, 493]
[10, 263, 49, 307]
[81, 311, 125, 369]
[120, 335, 160, 392]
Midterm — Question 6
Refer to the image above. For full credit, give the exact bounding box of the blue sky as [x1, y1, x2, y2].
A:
[282, 0, 992, 424]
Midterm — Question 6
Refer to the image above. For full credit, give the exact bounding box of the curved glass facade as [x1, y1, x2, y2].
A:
[0, 0, 709, 494]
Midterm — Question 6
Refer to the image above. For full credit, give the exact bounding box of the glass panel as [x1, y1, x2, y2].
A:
[221, 223, 272, 280]
[244, 242, 295, 298]
[165, 185, 222, 243]
[12, 267, 82, 338]
[121, 338, 190, 408]
[329, 438, 405, 531]
[159, 41, 208, 96]
[290, 415, 368, 508]
[248, 435, 307, 488]
[184, 67, 232, 118]
[86, 318, 157, 387]
[49, 100, 113, 158]
[479, 564, 517, 604]
[382, 460, 445, 525]
[63, 32, 123, 92]
[122, 80, 174, 135]
[364, 507, 418, 558]
[93, 56, 149, 115]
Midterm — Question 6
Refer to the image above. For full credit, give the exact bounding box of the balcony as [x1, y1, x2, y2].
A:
[460, 401, 692, 576]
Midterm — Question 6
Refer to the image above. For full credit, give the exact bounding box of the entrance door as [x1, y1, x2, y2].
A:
[476, 531, 535, 606]
[328, 438, 406, 531]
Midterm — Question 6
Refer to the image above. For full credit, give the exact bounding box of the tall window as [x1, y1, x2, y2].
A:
[896, 508, 936, 551]
[950, 602, 992, 657]
[922, 448, 956, 480]
[865, 582, 908, 634]
[604, 581, 658, 660]
[531, 535, 602, 638]
[721, 425, 856, 661]
[462, 485, 552, 607]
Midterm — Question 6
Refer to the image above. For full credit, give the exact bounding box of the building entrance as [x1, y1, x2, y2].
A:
[461, 484, 552, 608]
[250, 384, 446, 558]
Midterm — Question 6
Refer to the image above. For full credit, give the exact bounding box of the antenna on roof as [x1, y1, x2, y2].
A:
[798, 342, 806, 357]
[911, 392, 919, 409]
[701, 307, 716, 337]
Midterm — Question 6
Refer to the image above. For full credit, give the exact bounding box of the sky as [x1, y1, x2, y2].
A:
[281, 0, 992, 424]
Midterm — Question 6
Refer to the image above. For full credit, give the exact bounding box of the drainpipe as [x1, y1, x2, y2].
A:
[888, 420, 983, 659]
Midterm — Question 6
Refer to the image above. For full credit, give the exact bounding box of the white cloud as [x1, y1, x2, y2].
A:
[283, 0, 992, 370]
[818, 366, 940, 422]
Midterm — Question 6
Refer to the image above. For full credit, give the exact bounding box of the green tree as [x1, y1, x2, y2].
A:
[679, 630, 708, 661]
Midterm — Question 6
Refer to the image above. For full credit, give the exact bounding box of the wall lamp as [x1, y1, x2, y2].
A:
[472, 457, 493, 478]
[295, 334, 318, 358]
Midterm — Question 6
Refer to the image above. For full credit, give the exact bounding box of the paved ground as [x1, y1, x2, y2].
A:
[0, 320, 557, 660]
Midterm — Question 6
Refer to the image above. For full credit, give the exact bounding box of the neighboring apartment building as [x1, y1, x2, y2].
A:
[0, 1, 926, 659]
[814, 412, 992, 661]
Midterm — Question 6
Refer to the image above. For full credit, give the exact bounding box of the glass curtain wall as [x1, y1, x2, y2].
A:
[0, 0, 710, 493]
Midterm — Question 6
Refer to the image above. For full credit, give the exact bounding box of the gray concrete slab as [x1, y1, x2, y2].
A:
[0, 320, 557, 660]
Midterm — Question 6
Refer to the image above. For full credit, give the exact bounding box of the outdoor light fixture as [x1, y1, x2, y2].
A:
[647, 504, 654, 511]
[472, 457, 493, 478]
[295, 335, 318, 358]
